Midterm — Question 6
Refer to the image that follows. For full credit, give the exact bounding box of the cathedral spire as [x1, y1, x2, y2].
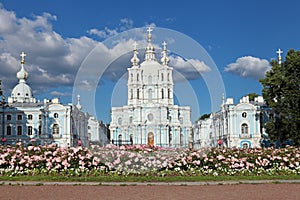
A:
[161, 41, 170, 65]
[17, 52, 28, 83]
[131, 41, 140, 66]
[145, 27, 156, 61]
[76, 94, 82, 110]
[276, 48, 283, 64]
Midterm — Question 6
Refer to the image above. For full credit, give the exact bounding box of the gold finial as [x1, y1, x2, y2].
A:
[161, 41, 169, 65]
[131, 41, 139, 66]
[20, 52, 26, 64]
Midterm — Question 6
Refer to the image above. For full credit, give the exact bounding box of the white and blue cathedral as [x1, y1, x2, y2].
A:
[0, 29, 277, 149]
[0, 52, 107, 147]
[192, 50, 284, 149]
[109, 28, 193, 147]
[193, 95, 271, 149]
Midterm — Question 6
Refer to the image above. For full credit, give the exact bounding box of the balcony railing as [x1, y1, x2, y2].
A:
[240, 134, 251, 139]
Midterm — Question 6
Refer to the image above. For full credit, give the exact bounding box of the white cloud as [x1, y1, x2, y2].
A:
[0, 4, 209, 98]
[119, 18, 134, 31]
[87, 18, 134, 39]
[50, 91, 71, 97]
[87, 27, 118, 39]
[0, 5, 99, 94]
[0, 4, 18, 34]
[225, 56, 271, 79]
[169, 56, 211, 81]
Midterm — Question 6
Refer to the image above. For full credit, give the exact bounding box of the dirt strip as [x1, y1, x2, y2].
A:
[1, 183, 300, 200]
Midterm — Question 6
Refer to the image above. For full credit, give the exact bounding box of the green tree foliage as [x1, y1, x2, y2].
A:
[200, 113, 210, 120]
[195, 113, 211, 122]
[247, 93, 259, 101]
[260, 49, 300, 146]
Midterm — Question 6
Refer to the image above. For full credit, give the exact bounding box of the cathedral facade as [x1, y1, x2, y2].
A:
[109, 28, 192, 147]
[193, 95, 270, 149]
[0, 52, 107, 147]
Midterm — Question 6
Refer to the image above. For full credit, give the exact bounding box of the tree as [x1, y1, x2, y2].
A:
[259, 49, 300, 146]
[196, 113, 211, 122]
[247, 93, 258, 101]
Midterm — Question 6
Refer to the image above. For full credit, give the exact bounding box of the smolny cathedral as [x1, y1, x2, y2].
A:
[109, 28, 193, 147]
[0, 28, 276, 149]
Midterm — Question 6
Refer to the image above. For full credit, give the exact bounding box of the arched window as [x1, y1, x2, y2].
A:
[169, 133, 172, 144]
[27, 126, 33, 135]
[137, 74, 139, 81]
[28, 114, 33, 120]
[129, 116, 133, 124]
[168, 89, 171, 99]
[179, 116, 183, 124]
[242, 143, 249, 149]
[161, 73, 164, 81]
[167, 73, 170, 81]
[118, 134, 122, 146]
[130, 73, 133, 82]
[241, 123, 248, 134]
[130, 134, 133, 145]
[52, 124, 59, 134]
[137, 89, 140, 99]
[118, 117, 122, 126]
[130, 89, 133, 99]
[148, 89, 152, 100]
[169, 116, 172, 123]
[147, 132, 154, 146]
[161, 88, 164, 99]
[180, 132, 184, 146]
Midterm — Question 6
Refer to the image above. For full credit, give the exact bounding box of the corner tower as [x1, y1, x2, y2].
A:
[10, 52, 35, 103]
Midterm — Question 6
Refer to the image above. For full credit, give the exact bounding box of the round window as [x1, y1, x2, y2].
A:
[242, 112, 247, 118]
[147, 113, 154, 122]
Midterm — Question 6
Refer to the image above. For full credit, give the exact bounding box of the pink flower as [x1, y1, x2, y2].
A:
[55, 157, 62, 163]
[217, 155, 225, 161]
[27, 146, 34, 151]
[62, 159, 70, 168]
[125, 160, 132, 166]
[193, 160, 200, 165]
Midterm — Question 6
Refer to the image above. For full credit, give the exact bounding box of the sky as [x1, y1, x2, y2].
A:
[0, 0, 300, 124]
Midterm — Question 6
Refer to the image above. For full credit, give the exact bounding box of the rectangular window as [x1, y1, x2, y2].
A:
[28, 114, 33, 120]
[7, 115, 11, 121]
[17, 126, 22, 135]
[38, 125, 41, 135]
[28, 126, 33, 135]
[17, 114, 22, 121]
[6, 126, 11, 136]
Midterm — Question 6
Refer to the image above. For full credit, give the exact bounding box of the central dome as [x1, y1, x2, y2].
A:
[11, 82, 33, 102]
[140, 60, 163, 71]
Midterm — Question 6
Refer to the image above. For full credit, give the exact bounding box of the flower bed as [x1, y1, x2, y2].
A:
[0, 143, 299, 177]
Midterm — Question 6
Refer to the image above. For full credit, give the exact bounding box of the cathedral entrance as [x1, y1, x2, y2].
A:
[147, 132, 154, 146]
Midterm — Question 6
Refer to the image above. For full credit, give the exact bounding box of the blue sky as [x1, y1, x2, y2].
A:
[1, 0, 300, 123]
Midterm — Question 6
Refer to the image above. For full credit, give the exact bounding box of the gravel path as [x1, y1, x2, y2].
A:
[1, 182, 299, 200]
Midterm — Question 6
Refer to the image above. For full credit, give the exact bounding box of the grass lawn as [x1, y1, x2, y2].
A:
[0, 174, 299, 183]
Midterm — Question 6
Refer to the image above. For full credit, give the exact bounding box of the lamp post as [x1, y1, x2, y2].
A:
[0, 83, 6, 145]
